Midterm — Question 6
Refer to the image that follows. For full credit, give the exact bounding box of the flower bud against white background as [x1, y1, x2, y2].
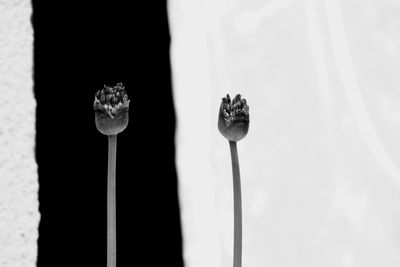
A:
[169, 0, 400, 266]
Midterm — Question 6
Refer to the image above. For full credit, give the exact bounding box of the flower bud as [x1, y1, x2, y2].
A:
[94, 83, 130, 135]
[218, 94, 249, 141]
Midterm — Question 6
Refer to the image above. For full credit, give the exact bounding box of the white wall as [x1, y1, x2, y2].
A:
[0, 0, 38, 266]
[169, 0, 400, 266]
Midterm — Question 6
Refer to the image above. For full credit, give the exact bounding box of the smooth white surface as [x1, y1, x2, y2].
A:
[169, 0, 400, 266]
[0, 0, 38, 266]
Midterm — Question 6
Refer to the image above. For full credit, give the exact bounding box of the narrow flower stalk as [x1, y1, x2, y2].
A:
[218, 94, 249, 267]
[94, 83, 130, 267]
[229, 140, 242, 267]
[107, 134, 117, 267]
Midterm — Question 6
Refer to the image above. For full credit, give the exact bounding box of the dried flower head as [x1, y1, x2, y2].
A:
[218, 94, 249, 141]
[94, 82, 129, 135]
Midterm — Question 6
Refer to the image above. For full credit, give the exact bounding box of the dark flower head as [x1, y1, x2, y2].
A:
[94, 82, 129, 135]
[218, 94, 249, 141]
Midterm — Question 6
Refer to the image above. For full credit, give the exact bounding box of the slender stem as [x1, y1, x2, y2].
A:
[229, 140, 242, 267]
[107, 135, 117, 267]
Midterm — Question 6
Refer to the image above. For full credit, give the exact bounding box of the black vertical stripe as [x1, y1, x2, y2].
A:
[32, 1, 183, 266]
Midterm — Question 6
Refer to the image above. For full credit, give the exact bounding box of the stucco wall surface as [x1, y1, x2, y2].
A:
[0, 0, 38, 266]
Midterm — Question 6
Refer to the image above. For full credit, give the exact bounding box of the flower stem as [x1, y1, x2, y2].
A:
[107, 135, 117, 267]
[229, 140, 242, 267]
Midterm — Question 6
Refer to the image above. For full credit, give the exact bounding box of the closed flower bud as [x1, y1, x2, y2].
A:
[218, 94, 249, 141]
[94, 83, 130, 135]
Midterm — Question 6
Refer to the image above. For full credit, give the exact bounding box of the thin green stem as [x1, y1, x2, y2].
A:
[108, 135, 117, 267]
[229, 140, 242, 267]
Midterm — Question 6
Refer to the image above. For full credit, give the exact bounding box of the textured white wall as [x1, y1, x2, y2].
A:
[169, 0, 400, 266]
[0, 0, 38, 266]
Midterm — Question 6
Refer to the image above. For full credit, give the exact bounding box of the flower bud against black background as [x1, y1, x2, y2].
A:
[33, 1, 182, 266]
[94, 83, 130, 135]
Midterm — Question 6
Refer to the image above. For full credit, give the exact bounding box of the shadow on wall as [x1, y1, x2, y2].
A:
[33, 1, 184, 266]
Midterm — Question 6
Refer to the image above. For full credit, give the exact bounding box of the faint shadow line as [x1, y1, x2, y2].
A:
[324, 0, 400, 188]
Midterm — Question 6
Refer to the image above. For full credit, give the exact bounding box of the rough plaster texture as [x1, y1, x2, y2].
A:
[0, 0, 38, 266]
[170, 0, 400, 266]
